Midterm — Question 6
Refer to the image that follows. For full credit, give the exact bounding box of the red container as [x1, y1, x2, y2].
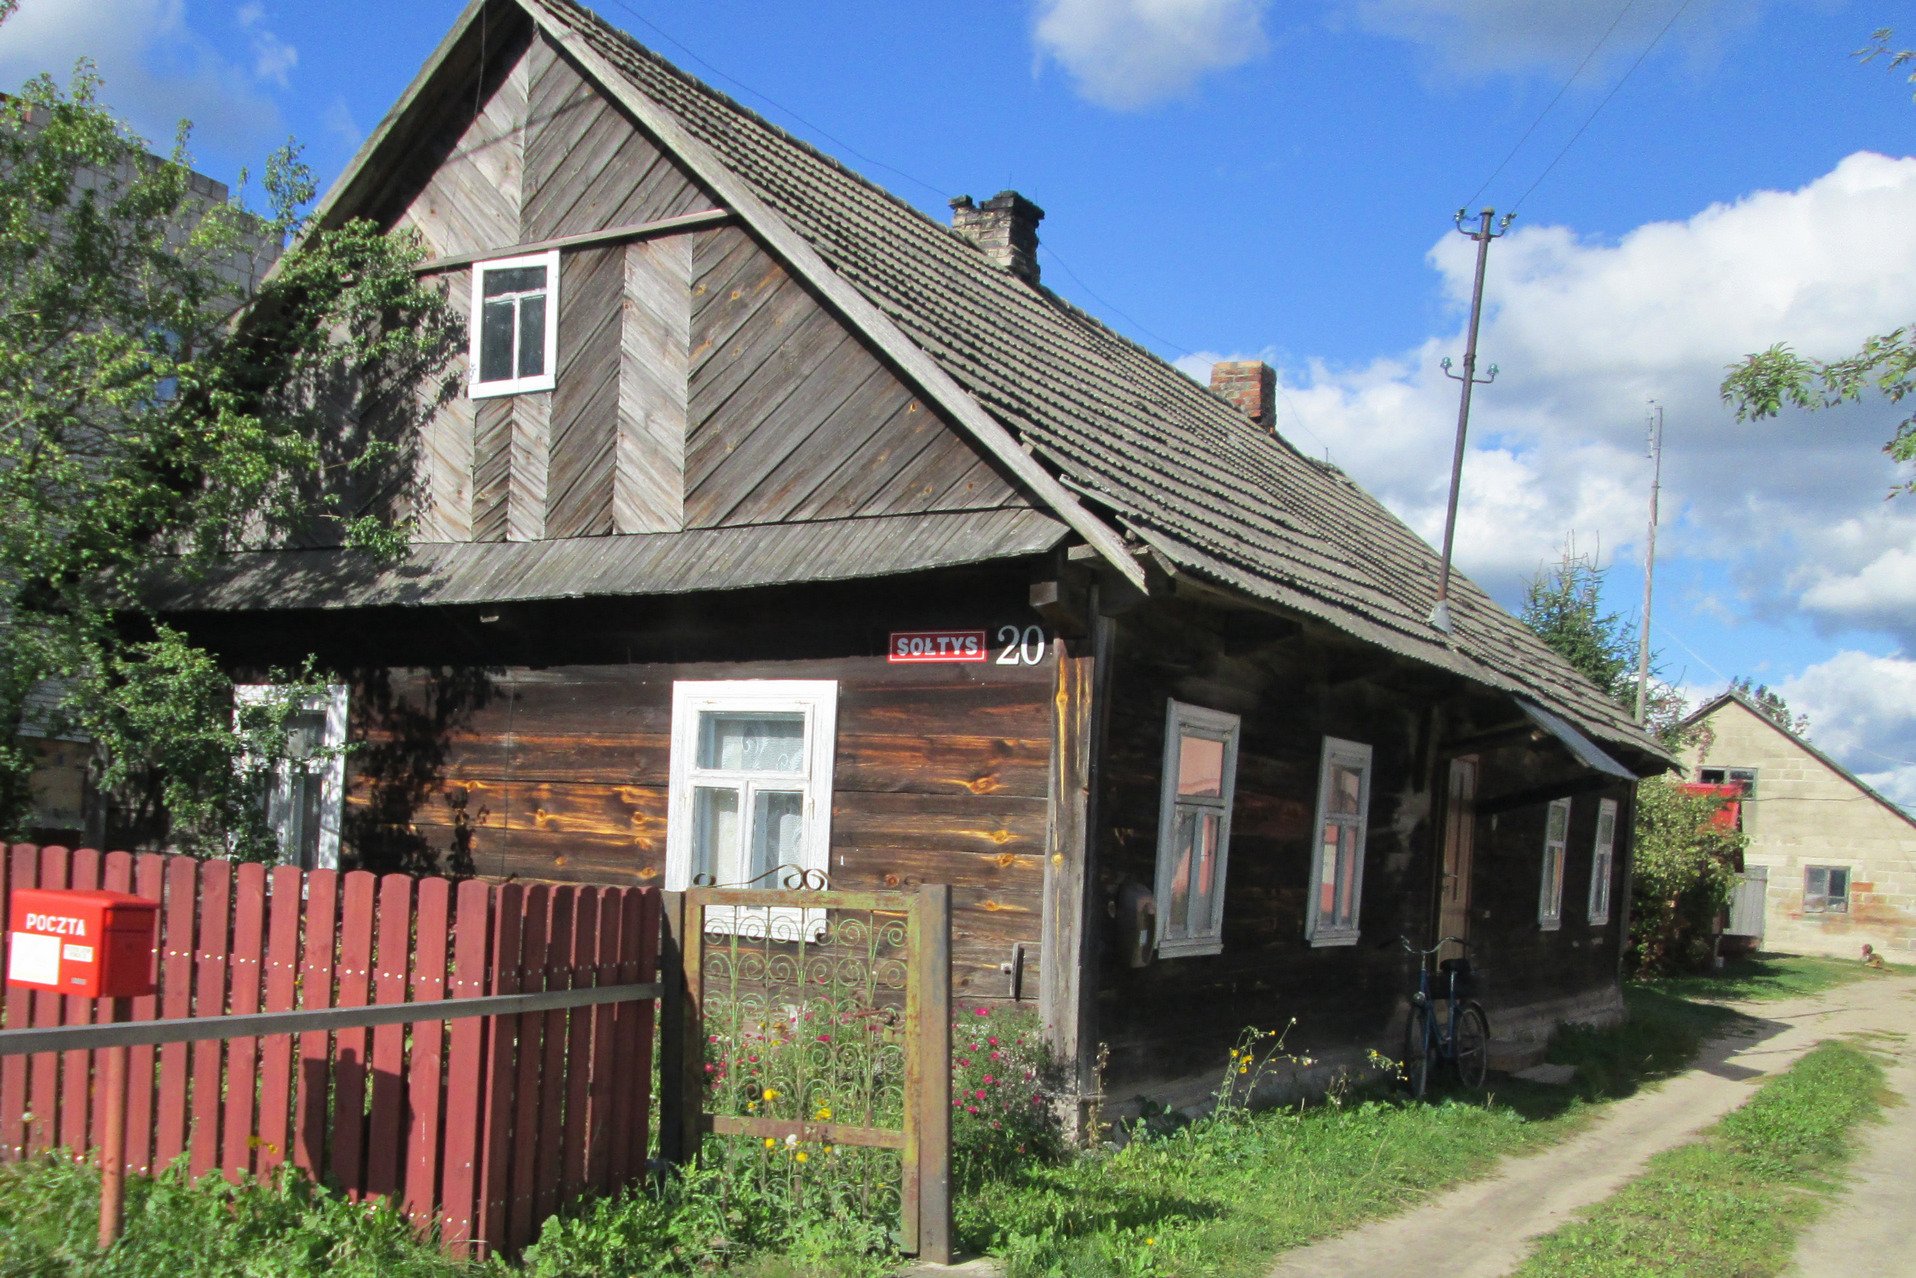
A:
[6, 887, 158, 998]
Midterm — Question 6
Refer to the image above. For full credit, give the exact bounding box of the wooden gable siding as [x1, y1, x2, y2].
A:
[346, 654, 1053, 1000]
[391, 26, 1026, 555]
[685, 225, 1024, 528]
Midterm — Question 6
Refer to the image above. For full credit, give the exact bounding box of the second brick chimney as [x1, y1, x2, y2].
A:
[1210, 360, 1275, 432]
[950, 191, 1044, 286]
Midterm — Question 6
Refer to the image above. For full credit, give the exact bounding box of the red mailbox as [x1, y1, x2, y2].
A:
[6, 887, 158, 999]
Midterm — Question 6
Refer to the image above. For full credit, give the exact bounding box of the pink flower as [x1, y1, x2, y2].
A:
[989, 1052, 1001, 1061]
[957, 1059, 970, 1067]
[974, 1008, 990, 1017]
[966, 1105, 979, 1113]
[988, 1037, 1000, 1047]
[983, 1075, 994, 1085]
[974, 1089, 986, 1100]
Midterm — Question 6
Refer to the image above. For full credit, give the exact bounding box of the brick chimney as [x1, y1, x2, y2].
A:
[1210, 360, 1275, 432]
[949, 191, 1044, 286]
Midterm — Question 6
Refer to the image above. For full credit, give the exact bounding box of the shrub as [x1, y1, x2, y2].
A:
[950, 1006, 1065, 1187]
[1628, 777, 1746, 977]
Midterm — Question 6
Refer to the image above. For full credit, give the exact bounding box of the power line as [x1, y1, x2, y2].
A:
[1465, 0, 1642, 210]
[1511, 0, 1697, 214]
[1038, 245, 1193, 356]
[592, 0, 953, 204]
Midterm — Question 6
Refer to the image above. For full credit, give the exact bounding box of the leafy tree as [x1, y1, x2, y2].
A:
[1626, 777, 1746, 977]
[1519, 541, 1689, 739]
[0, 49, 459, 856]
[1720, 29, 1916, 490]
[1729, 677, 1811, 738]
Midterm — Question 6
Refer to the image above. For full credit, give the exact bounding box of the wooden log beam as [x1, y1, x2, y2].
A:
[412, 207, 735, 275]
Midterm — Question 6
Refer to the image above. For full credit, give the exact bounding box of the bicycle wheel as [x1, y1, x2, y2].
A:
[1402, 1003, 1433, 1099]
[1453, 1002, 1490, 1089]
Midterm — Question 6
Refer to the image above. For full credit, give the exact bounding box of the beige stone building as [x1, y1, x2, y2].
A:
[1680, 692, 1916, 957]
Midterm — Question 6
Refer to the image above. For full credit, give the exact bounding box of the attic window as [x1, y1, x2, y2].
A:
[470, 250, 559, 397]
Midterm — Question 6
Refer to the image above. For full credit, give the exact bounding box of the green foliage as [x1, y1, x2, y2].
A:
[1646, 950, 1891, 1003]
[1511, 1039, 1884, 1277]
[0, 49, 458, 854]
[1627, 777, 1747, 977]
[0, 1157, 479, 1277]
[950, 1007, 1066, 1189]
[1519, 543, 1687, 739]
[1730, 677, 1810, 737]
[1547, 987, 1736, 1100]
[1719, 30, 1916, 493]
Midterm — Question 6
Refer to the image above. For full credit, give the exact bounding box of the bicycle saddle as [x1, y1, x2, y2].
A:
[1438, 957, 1472, 976]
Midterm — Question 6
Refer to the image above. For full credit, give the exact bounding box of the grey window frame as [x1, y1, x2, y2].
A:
[1587, 797, 1618, 925]
[1306, 736, 1374, 947]
[1804, 865, 1850, 914]
[1539, 797, 1570, 930]
[1151, 700, 1241, 959]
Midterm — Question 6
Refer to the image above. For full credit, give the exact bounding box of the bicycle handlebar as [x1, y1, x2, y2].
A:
[1396, 935, 1469, 956]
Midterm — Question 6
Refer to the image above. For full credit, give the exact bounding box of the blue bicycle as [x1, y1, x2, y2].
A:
[1399, 935, 1490, 1098]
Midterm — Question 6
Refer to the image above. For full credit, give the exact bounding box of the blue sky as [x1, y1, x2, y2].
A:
[4, 0, 1915, 797]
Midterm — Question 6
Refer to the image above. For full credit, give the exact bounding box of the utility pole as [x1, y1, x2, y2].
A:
[1430, 207, 1514, 634]
[1634, 401, 1664, 726]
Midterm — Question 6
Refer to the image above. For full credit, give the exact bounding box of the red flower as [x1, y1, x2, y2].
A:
[988, 1037, 1000, 1047]
[974, 1089, 986, 1100]
[974, 1008, 990, 1017]
[982, 1075, 994, 1085]
[989, 1052, 1001, 1061]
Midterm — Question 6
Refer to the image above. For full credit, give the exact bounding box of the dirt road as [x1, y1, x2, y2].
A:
[1264, 972, 1916, 1278]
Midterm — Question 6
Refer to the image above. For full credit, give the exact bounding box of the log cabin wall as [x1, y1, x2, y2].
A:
[1084, 590, 1634, 1111]
[178, 566, 1059, 1005]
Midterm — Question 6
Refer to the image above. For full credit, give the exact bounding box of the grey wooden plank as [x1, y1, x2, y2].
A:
[612, 139, 709, 228]
[725, 364, 898, 523]
[416, 272, 476, 541]
[472, 397, 513, 543]
[544, 126, 672, 240]
[547, 245, 625, 538]
[872, 429, 1018, 517]
[617, 235, 690, 533]
[508, 392, 550, 541]
[689, 328, 879, 527]
[686, 277, 839, 449]
[796, 396, 949, 521]
[688, 233, 789, 376]
[522, 98, 641, 239]
[411, 208, 730, 275]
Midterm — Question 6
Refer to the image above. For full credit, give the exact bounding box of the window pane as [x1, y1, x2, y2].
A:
[1336, 824, 1359, 927]
[1595, 810, 1615, 852]
[1180, 809, 1220, 937]
[1546, 802, 1569, 843]
[750, 790, 804, 884]
[1829, 867, 1849, 912]
[483, 265, 546, 297]
[698, 712, 805, 772]
[517, 294, 547, 378]
[1166, 809, 1195, 938]
[1177, 735, 1225, 798]
[284, 708, 327, 761]
[692, 786, 741, 884]
[1318, 822, 1341, 923]
[479, 299, 515, 382]
[289, 771, 324, 870]
[1329, 764, 1363, 816]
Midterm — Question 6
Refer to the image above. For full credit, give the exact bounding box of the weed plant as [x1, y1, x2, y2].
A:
[1511, 1039, 1885, 1277]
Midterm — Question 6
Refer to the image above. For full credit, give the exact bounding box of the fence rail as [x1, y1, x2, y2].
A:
[0, 845, 660, 1257]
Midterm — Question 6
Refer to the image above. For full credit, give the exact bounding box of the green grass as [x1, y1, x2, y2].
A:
[1509, 1039, 1886, 1277]
[955, 993, 1737, 1278]
[1643, 952, 1899, 1004]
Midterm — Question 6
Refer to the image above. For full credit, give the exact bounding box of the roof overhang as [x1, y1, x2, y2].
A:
[1516, 699, 1637, 781]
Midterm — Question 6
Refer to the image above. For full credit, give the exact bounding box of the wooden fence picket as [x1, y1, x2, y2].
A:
[0, 845, 661, 1256]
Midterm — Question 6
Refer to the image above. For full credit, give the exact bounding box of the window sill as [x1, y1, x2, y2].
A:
[1539, 920, 1562, 932]
[471, 376, 555, 399]
[1155, 938, 1223, 959]
[1308, 931, 1360, 948]
[1587, 915, 1610, 927]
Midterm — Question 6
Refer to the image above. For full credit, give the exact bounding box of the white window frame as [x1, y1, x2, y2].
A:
[1587, 797, 1618, 925]
[469, 249, 560, 398]
[666, 681, 837, 936]
[1151, 700, 1241, 959]
[1306, 736, 1373, 947]
[1539, 797, 1571, 930]
[234, 684, 348, 871]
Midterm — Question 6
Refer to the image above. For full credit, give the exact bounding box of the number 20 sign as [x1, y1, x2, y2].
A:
[888, 626, 1049, 665]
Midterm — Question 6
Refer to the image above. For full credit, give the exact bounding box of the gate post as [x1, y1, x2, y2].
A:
[656, 891, 705, 1172]
[915, 884, 952, 1264]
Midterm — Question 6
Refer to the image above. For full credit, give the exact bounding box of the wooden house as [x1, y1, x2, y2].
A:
[1681, 691, 1916, 959]
[152, 0, 1669, 1116]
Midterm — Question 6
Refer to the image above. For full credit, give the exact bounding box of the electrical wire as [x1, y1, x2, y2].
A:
[1510, 0, 1697, 214]
[592, 0, 954, 204]
[1464, 0, 1642, 210]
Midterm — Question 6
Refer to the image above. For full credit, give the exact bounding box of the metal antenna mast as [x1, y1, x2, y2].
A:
[1430, 207, 1514, 634]
[1634, 401, 1663, 726]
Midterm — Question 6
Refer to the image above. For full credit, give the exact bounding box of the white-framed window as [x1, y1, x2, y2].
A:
[1587, 797, 1618, 925]
[1151, 701, 1241, 958]
[1306, 737, 1372, 947]
[666, 680, 837, 895]
[235, 684, 348, 871]
[469, 250, 559, 397]
[1539, 797, 1571, 930]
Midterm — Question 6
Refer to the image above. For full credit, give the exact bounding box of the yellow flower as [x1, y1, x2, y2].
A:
[1239, 1065, 1249, 1074]
[1145, 1238, 1156, 1246]
[764, 1138, 776, 1148]
[762, 1088, 780, 1101]
[795, 1151, 808, 1162]
[815, 1107, 832, 1121]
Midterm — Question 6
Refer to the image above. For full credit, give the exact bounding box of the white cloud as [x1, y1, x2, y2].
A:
[1778, 651, 1916, 808]
[0, 0, 284, 152]
[235, 2, 296, 88]
[1230, 152, 1916, 620]
[1347, 0, 1744, 77]
[1033, 0, 1269, 109]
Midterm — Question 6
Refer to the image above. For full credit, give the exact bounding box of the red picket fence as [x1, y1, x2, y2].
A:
[0, 845, 661, 1256]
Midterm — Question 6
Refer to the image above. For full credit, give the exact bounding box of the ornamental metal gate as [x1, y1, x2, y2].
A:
[659, 883, 951, 1263]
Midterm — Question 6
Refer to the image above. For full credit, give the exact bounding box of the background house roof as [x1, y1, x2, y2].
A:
[1681, 691, 1916, 829]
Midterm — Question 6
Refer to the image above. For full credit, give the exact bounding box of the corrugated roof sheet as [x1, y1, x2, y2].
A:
[518, 0, 1664, 762]
[153, 508, 1069, 611]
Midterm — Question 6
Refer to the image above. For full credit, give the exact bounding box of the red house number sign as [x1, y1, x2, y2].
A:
[888, 626, 1049, 665]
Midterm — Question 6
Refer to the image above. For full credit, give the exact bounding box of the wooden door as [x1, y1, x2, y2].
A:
[1438, 757, 1477, 962]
